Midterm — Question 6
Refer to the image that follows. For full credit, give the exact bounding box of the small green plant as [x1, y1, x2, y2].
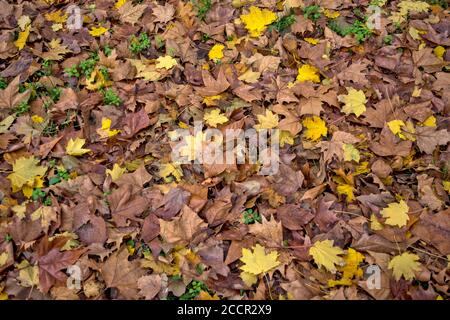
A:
[48, 169, 70, 185]
[383, 34, 393, 45]
[270, 14, 296, 32]
[194, 0, 212, 21]
[180, 280, 212, 300]
[4, 234, 12, 242]
[0, 77, 7, 89]
[155, 35, 165, 49]
[103, 88, 122, 106]
[65, 65, 80, 78]
[242, 208, 262, 225]
[201, 33, 212, 42]
[14, 101, 30, 116]
[103, 45, 112, 56]
[43, 120, 58, 136]
[36, 59, 53, 77]
[99, 66, 110, 80]
[47, 87, 61, 102]
[79, 54, 99, 77]
[32, 188, 52, 205]
[328, 19, 373, 43]
[129, 33, 150, 54]
[303, 5, 321, 22]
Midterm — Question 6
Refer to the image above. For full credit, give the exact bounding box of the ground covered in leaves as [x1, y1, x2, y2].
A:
[0, 0, 449, 300]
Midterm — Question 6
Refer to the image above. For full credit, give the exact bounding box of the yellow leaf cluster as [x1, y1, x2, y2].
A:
[204, 109, 229, 128]
[86, 68, 112, 91]
[155, 55, 177, 70]
[159, 163, 183, 182]
[89, 26, 108, 37]
[296, 64, 321, 83]
[7, 156, 47, 194]
[106, 164, 126, 181]
[240, 6, 277, 38]
[337, 184, 355, 202]
[208, 44, 225, 61]
[302, 116, 327, 141]
[328, 248, 365, 287]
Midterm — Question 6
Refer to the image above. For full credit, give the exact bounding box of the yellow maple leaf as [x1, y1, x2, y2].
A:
[31, 115, 44, 123]
[254, 110, 279, 130]
[204, 108, 229, 128]
[296, 64, 321, 83]
[86, 68, 112, 91]
[338, 88, 367, 117]
[343, 144, 360, 163]
[89, 26, 108, 37]
[302, 116, 327, 141]
[421, 115, 436, 127]
[381, 200, 409, 227]
[45, 10, 68, 23]
[202, 95, 222, 106]
[434, 46, 445, 59]
[304, 37, 319, 45]
[387, 119, 406, 138]
[370, 214, 384, 231]
[97, 117, 121, 139]
[155, 55, 177, 70]
[328, 248, 365, 287]
[309, 240, 344, 273]
[208, 44, 225, 61]
[15, 25, 31, 50]
[388, 252, 421, 280]
[280, 130, 294, 147]
[7, 156, 47, 192]
[115, 0, 127, 9]
[106, 164, 126, 182]
[337, 184, 355, 202]
[66, 138, 91, 156]
[240, 6, 277, 38]
[240, 244, 280, 275]
[159, 163, 183, 182]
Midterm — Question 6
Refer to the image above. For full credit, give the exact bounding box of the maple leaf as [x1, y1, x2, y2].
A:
[343, 144, 360, 163]
[338, 88, 367, 117]
[240, 6, 277, 37]
[381, 200, 409, 228]
[97, 117, 121, 139]
[240, 244, 280, 275]
[203, 108, 229, 127]
[0, 75, 31, 109]
[296, 64, 321, 83]
[159, 163, 183, 182]
[118, 2, 147, 25]
[328, 248, 365, 287]
[302, 116, 327, 141]
[7, 156, 47, 192]
[106, 164, 126, 182]
[155, 55, 177, 70]
[89, 26, 108, 37]
[388, 252, 421, 280]
[254, 110, 279, 130]
[208, 44, 225, 61]
[337, 184, 355, 202]
[66, 138, 91, 156]
[387, 119, 406, 138]
[309, 240, 344, 273]
[86, 67, 113, 91]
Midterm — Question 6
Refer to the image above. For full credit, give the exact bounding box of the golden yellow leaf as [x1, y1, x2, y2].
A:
[31, 115, 44, 123]
[254, 110, 279, 130]
[323, 9, 340, 19]
[66, 138, 91, 156]
[443, 181, 450, 193]
[388, 252, 421, 280]
[240, 271, 258, 286]
[159, 163, 183, 182]
[304, 37, 319, 45]
[106, 164, 126, 182]
[240, 244, 280, 275]
[7, 156, 47, 192]
[309, 240, 344, 273]
[280, 130, 294, 147]
[89, 26, 108, 37]
[204, 108, 229, 128]
[296, 64, 321, 83]
[434, 46, 445, 59]
[421, 115, 436, 127]
[328, 248, 365, 287]
[302, 116, 327, 141]
[15, 25, 31, 50]
[240, 6, 277, 37]
[381, 200, 409, 227]
[208, 44, 225, 61]
[45, 10, 68, 23]
[338, 88, 367, 117]
[370, 214, 384, 231]
[337, 184, 355, 202]
[115, 0, 127, 9]
[343, 144, 360, 163]
[86, 68, 112, 91]
[387, 119, 406, 137]
[155, 55, 177, 70]
[97, 117, 120, 138]
[238, 69, 261, 83]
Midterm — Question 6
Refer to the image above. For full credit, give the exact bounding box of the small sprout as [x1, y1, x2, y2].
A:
[129, 33, 150, 54]
[103, 88, 122, 106]
[270, 14, 296, 32]
[303, 5, 321, 22]
[383, 34, 393, 45]
[194, 0, 212, 21]
[0, 77, 7, 89]
[65, 65, 80, 78]
[14, 101, 30, 116]
[103, 45, 112, 56]
[242, 208, 262, 225]
[4, 234, 12, 242]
